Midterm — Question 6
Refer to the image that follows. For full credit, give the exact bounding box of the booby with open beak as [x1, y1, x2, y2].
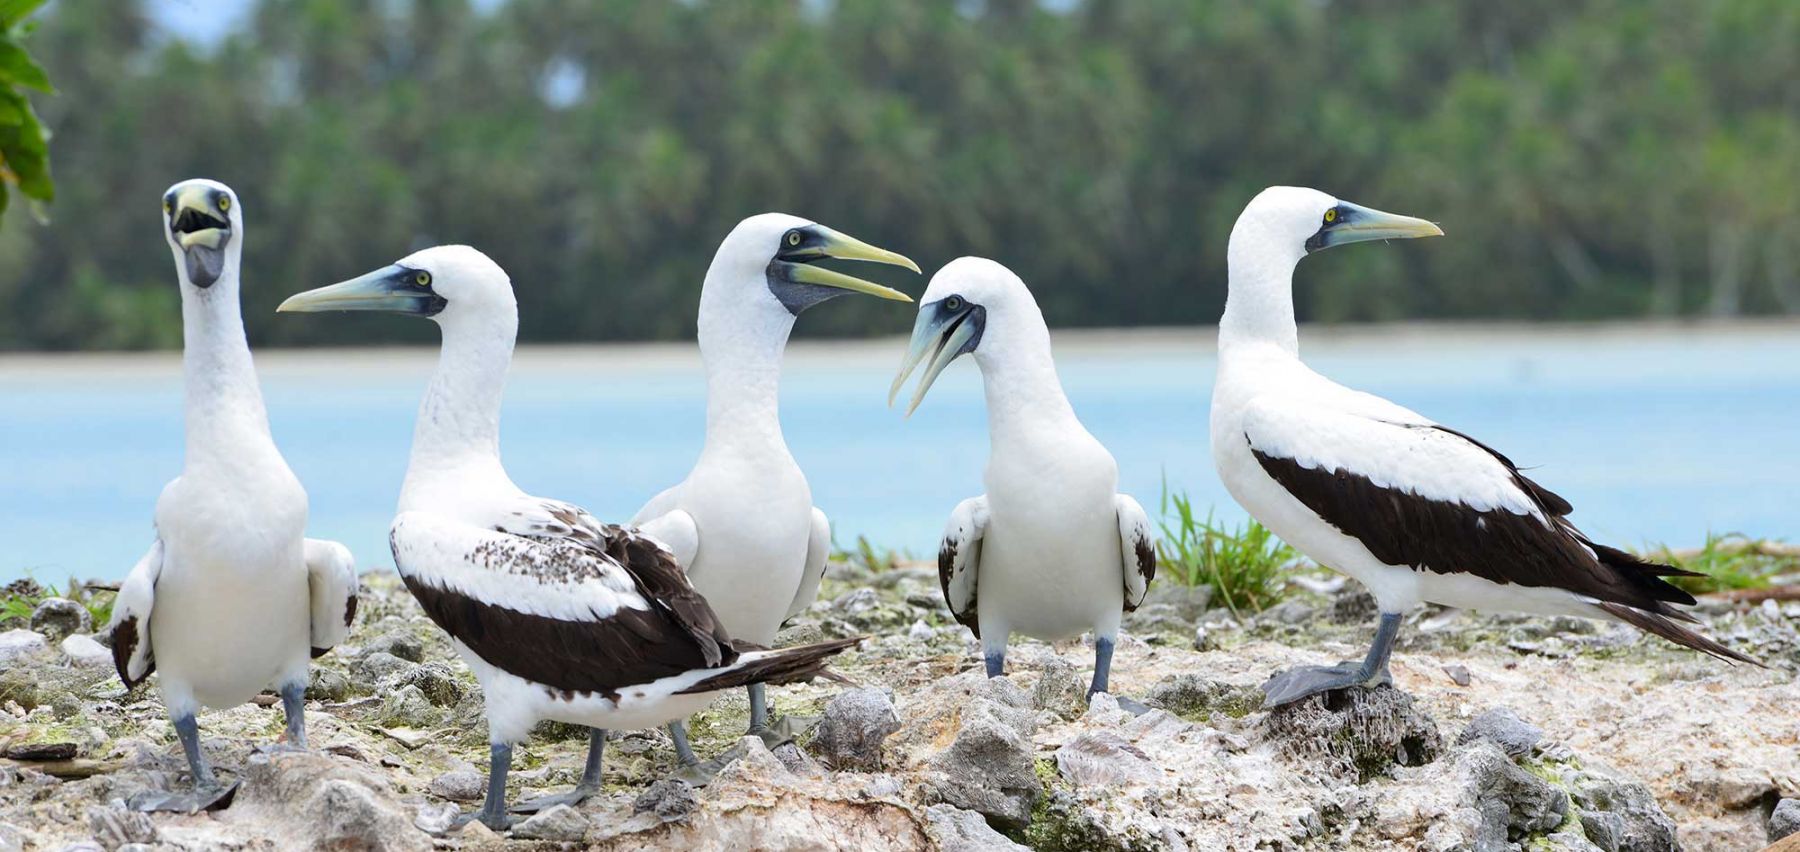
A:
[890, 257, 1157, 703]
[1210, 186, 1754, 709]
[629, 214, 916, 781]
[279, 245, 860, 828]
[106, 179, 358, 813]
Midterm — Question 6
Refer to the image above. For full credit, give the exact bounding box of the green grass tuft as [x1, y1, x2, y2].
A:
[1645, 532, 1797, 596]
[1156, 480, 1301, 616]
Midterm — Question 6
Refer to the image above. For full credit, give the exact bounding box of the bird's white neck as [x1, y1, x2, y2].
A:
[401, 308, 517, 508]
[972, 304, 1081, 442]
[696, 270, 796, 457]
[180, 268, 276, 466]
[1220, 225, 1304, 357]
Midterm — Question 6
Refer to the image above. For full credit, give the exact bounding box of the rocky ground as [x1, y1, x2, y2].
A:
[1, 562, 1797, 852]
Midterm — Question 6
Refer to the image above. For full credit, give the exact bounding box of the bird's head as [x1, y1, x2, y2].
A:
[889, 256, 1040, 415]
[704, 213, 917, 322]
[1231, 186, 1443, 265]
[277, 245, 513, 324]
[161, 179, 242, 289]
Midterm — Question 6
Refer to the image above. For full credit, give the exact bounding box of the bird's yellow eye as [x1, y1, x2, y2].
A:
[218, 196, 231, 212]
[1323, 208, 1337, 223]
[163, 200, 172, 214]
[415, 271, 431, 287]
[786, 231, 802, 247]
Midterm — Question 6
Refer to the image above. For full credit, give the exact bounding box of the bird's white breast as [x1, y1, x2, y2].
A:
[150, 451, 310, 709]
[978, 426, 1122, 640]
[678, 446, 813, 645]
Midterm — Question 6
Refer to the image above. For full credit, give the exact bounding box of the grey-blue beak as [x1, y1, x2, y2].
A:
[278, 264, 444, 316]
[1305, 201, 1443, 253]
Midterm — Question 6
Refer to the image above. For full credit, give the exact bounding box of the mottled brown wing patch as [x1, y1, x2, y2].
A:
[1125, 532, 1156, 613]
[938, 538, 980, 638]
[111, 615, 152, 688]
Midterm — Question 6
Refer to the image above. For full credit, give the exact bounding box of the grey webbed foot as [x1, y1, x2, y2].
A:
[751, 713, 817, 750]
[507, 785, 596, 815]
[451, 804, 513, 832]
[1260, 661, 1392, 709]
[1113, 696, 1154, 716]
[128, 781, 238, 813]
[671, 740, 748, 788]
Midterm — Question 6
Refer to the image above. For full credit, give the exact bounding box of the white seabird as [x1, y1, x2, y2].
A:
[1210, 186, 1754, 708]
[107, 179, 358, 812]
[278, 245, 859, 828]
[629, 214, 916, 771]
[888, 257, 1157, 702]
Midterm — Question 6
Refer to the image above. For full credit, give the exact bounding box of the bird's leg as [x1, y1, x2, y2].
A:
[511, 729, 604, 814]
[1088, 636, 1153, 716]
[454, 743, 514, 831]
[746, 683, 769, 733]
[668, 721, 699, 767]
[1261, 611, 1402, 709]
[280, 680, 308, 750]
[983, 649, 1006, 678]
[175, 713, 216, 790]
[1088, 636, 1114, 698]
[129, 714, 238, 812]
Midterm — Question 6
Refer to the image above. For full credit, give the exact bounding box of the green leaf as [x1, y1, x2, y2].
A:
[0, 36, 51, 93]
[0, 89, 21, 125]
[0, 0, 47, 29]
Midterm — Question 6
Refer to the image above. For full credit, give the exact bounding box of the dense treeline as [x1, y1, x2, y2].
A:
[1, 0, 1797, 350]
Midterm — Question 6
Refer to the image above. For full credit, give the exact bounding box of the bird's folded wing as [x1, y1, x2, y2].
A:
[635, 509, 699, 574]
[1115, 494, 1156, 611]
[938, 496, 988, 637]
[785, 508, 831, 622]
[390, 509, 728, 695]
[305, 538, 358, 656]
[1240, 397, 1689, 608]
[110, 540, 161, 688]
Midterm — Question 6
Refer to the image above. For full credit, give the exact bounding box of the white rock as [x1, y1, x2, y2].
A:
[0, 630, 48, 663]
[412, 802, 459, 835]
[60, 635, 110, 668]
[511, 804, 589, 842]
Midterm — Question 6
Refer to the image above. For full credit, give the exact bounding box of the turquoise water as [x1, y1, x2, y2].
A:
[2, 325, 1797, 585]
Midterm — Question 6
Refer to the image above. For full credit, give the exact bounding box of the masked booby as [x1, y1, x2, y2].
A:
[278, 245, 859, 829]
[629, 214, 916, 776]
[888, 257, 1157, 703]
[106, 179, 359, 812]
[1210, 186, 1755, 709]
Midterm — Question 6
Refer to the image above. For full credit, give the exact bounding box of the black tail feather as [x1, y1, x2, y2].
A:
[677, 636, 863, 695]
[1595, 601, 1761, 666]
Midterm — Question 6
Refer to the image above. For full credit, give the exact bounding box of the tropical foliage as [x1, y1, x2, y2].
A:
[4, 0, 1798, 351]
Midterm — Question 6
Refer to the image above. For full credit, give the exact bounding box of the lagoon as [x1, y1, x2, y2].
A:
[2, 322, 1797, 585]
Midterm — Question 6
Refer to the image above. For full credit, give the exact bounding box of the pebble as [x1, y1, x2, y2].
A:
[427, 769, 484, 802]
[1455, 706, 1543, 758]
[1770, 798, 1800, 841]
[1442, 664, 1471, 687]
[511, 804, 589, 841]
[632, 779, 698, 820]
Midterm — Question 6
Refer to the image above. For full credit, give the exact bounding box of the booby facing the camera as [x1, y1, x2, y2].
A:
[890, 257, 1157, 702]
[630, 214, 916, 774]
[108, 179, 358, 813]
[279, 245, 859, 828]
[1210, 186, 1754, 709]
